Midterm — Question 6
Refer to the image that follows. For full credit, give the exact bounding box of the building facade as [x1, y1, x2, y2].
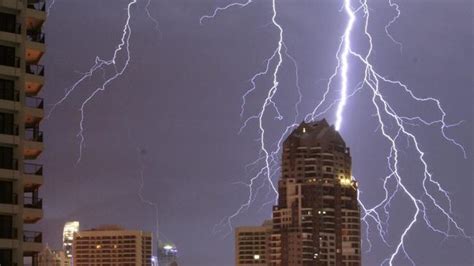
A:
[38, 246, 68, 266]
[157, 242, 178, 266]
[62, 221, 79, 261]
[0, 0, 46, 265]
[72, 225, 152, 266]
[235, 220, 272, 266]
[236, 120, 361, 266]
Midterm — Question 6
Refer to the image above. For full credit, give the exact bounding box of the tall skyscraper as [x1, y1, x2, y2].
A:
[236, 120, 361, 266]
[72, 225, 152, 266]
[157, 242, 178, 266]
[0, 0, 46, 265]
[62, 221, 79, 260]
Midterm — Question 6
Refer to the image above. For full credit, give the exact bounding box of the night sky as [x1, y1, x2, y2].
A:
[39, 0, 472, 265]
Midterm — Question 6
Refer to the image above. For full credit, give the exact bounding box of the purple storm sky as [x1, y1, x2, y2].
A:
[39, 0, 472, 265]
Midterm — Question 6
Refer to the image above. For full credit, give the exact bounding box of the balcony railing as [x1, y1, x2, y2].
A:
[0, 23, 21, 34]
[24, 197, 42, 209]
[25, 128, 43, 142]
[23, 230, 42, 243]
[0, 193, 18, 205]
[26, 64, 44, 76]
[0, 227, 17, 239]
[25, 96, 44, 109]
[27, 0, 46, 12]
[0, 124, 19, 136]
[26, 30, 45, 43]
[24, 163, 43, 176]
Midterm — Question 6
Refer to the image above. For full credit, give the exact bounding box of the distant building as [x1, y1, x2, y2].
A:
[157, 242, 178, 266]
[235, 220, 272, 265]
[72, 225, 152, 266]
[0, 0, 46, 265]
[62, 221, 79, 260]
[38, 246, 68, 266]
[235, 120, 361, 265]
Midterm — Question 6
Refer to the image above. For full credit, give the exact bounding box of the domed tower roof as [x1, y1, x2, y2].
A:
[285, 119, 347, 149]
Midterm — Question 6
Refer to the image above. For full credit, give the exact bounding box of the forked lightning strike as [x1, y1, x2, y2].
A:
[203, 0, 471, 264]
[49, 0, 139, 163]
[48, 1, 165, 261]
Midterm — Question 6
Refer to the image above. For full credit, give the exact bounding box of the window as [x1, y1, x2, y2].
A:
[0, 249, 13, 266]
[0, 12, 17, 33]
[0, 112, 14, 135]
[0, 181, 13, 204]
[0, 79, 15, 101]
[0, 215, 13, 239]
[0, 45, 16, 67]
[0, 146, 14, 169]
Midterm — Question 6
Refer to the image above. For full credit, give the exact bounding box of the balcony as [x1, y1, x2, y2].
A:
[23, 129, 43, 159]
[23, 163, 43, 189]
[23, 231, 42, 243]
[25, 96, 44, 129]
[25, 128, 43, 143]
[24, 163, 43, 176]
[23, 196, 43, 223]
[27, 30, 45, 44]
[26, 96, 44, 109]
[27, 0, 46, 12]
[24, 197, 42, 209]
[23, 231, 42, 254]
[25, 30, 45, 64]
[25, 64, 44, 76]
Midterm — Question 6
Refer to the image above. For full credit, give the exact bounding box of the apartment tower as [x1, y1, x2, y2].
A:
[62, 221, 79, 261]
[235, 220, 272, 265]
[236, 120, 361, 266]
[271, 120, 361, 265]
[0, 0, 46, 265]
[72, 225, 152, 266]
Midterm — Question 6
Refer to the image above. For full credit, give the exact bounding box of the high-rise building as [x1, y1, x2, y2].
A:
[157, 242, 178, 266]
[235, 220, 272, 265]
[72, 225, 152, 266]
[236, 120, 361, 266]
[0, 0, 46, 265]
[38, 246, 68, 266]
[62, 221, 79, 260]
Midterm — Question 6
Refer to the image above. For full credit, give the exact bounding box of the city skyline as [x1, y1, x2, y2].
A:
[32, 0, 474, 265]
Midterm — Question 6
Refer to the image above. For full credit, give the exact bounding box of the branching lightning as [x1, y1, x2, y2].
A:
[48, 1, 164, 260]
[48, 0, 470, 263]
[49, 0, 138, 163]
[203, 0, 471, 264]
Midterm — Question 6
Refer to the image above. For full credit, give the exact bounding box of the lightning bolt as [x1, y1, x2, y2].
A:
[47, 2, 165, 262]
[202, 0, 309, 236]
[48, 0, 138, 164]
[47, 0, 57, 14]
[204, 0, 471, 264]
[48, 0, 163, 164]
